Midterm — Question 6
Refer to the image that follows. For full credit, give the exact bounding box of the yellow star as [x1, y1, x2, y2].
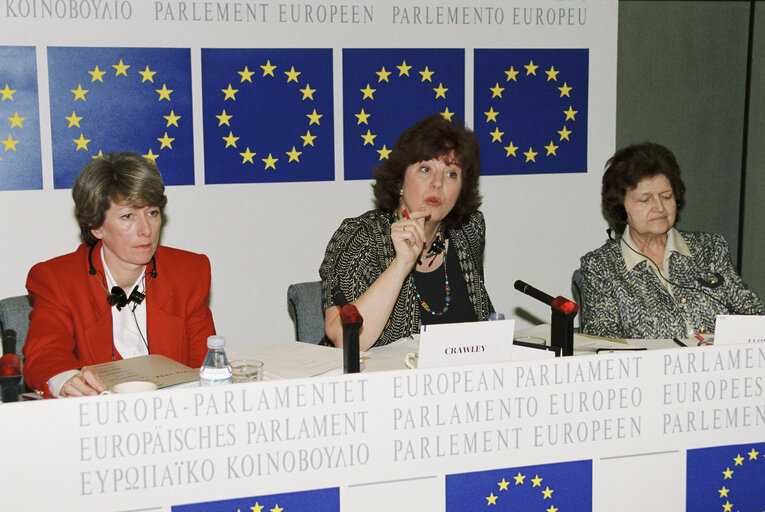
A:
[8, 112, 26, 128]
[216, 109, 233, 126]
[301, 129, 317, 147]
[722, 467, 733, 479]
[138, 65, 156, 83]
[377, 144, 391, 160]
[269, 505, 283, 512]
[306, 109, 323, 125]
[558, 82, 572, 97]
[513, 472, 525, 484]
[157, 132, 175, 149]
[143, 149, 159, 163]
[112, 59, 130, 77]
[419, 66, 434, 82]
[718, 486, 729, 498]
[504, 142, 519, 157]
[747, 448, 759, 460]
[489, 127, 503, 142]
[239, 147, 256, 164]
[92, 150, 104, 159]
[541, 486, 553, 499]
[563, 106, 578, 121]
[72, 133, 90, 151]
[261, 60, 277, 77]
[250, 502, 264, 512]
[164, 110, 181, 127]
[433, 82, 448, 99]
[524, 147, 538, 162]
[71, 84, 89, 101]
[221, 84, 238, 101]
[1, 134, 19, 151]
[490, 82, 504, 98]
[262, 153, 278, 169]
[546, 506, 558, 512]
[733, 454, 744, 466]
[440, 107, 454, 121]
[361, 129, 376, 145]
[238, 65, 255, 83]
[558, 125, 572, 141]
[484, 107, 499, 122]
[545, 66, 559, 81]
[505, 66, 519, 82]
[498, 478, 510, 491]
[156, 84, 173, 101]
[531, 475, 543, 487]
[524, 60, 538, 75]
[223, 131, 239, 148]
[360, 83, 376, 100]
[722, 501, 733, 512]
[65, 111, 83, 128]
[0, 84, 16, 101]
[286, 146, 302, 162]
[545, 141, 558, 155]
[376, 66, 391, 82]
[284, 66, 301, 83]
[88, 65, 106, 83]
[299, 83, 316, 100]
[485, 493, 497, 505]
[355, 108, 370, 125]
[397, 60, 412, 76]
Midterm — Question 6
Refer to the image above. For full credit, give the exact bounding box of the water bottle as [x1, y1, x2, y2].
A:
[199, 335, 232, 386]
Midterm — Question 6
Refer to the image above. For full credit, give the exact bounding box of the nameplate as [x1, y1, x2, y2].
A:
[714, 314, 765, 345]
[418, 319, 514, 368]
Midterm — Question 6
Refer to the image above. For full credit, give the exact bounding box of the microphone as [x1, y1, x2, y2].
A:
[340, 304, 363, 373]
[514, 280, 578, 356]
[1, 330, 22, 402]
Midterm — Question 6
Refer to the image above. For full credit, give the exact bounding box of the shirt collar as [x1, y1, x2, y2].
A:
[620, 226, 691, 271]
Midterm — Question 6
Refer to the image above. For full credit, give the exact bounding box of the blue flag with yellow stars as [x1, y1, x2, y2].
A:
[474, 48, 588, 175]
[47, 46, 194, 189]
[446, 459, 592, 511]
[0, 46, 43, 190]
[202, 48, 334, 184]
[171, 486, 339, 511]
[686, 441, 765, 511]
[343, 48, 465, 180]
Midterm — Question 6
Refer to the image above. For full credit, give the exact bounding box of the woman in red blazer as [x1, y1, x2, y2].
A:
[23, 153, 216, 397]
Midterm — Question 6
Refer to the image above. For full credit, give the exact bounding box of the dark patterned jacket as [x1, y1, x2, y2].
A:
[580, 230, 765, 339]
[319, 209, 494, 347]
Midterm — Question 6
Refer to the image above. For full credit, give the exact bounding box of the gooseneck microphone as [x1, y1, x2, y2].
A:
[514, 280, 580, 315]
[514, 280, 578, 356]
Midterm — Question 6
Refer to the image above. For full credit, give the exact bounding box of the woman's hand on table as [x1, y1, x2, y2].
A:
[60, 367, 106, 397]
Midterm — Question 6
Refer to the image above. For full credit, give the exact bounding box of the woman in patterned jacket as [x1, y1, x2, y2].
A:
[580, 142, 764, 339]
[319, 114, 494, 349]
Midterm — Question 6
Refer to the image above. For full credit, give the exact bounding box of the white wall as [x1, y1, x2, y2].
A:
[0, 1, 616, 349]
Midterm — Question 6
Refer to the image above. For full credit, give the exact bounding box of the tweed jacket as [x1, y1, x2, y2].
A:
[23, 242, 216, 395]
[580, 230, 765, 339]
[319, 210, 494, 347]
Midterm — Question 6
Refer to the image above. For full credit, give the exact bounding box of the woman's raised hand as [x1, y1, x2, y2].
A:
[390, 208, 428, 270]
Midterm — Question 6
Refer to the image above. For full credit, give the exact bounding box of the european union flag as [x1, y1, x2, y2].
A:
[202, 48, 334, 184]
[474, 48, 589, 175]
[0, 46, 42, 190]
[343, 49, 465, 180]
[172, 486, 339, 512]
[48, 47, 194, 188]
[686, 441, 765, 511]
[446, 459, 592, 511]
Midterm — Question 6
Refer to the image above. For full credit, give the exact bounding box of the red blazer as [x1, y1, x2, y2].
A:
[23, 242, 216, 396]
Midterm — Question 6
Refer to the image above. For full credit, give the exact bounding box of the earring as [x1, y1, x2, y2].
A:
[399, 188, 404, 197]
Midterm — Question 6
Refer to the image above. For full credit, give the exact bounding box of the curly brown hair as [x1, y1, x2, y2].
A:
[72, 152, 168, 246]
[372, 114, 482, 229]
[602, 142, 685, 227]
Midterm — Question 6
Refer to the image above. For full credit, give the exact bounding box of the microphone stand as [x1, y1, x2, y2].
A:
[340, 305, 363, 373]
[0, 330, 22, 402]
[514, 280, 579, 356]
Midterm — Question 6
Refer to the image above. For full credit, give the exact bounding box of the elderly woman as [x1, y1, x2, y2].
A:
[580, 142, 764, 339]
[23, 152, 216, 397]
[320, 114, 494, 350]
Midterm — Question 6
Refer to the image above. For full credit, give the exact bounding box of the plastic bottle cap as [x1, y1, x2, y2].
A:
[207, 335, 225, 349]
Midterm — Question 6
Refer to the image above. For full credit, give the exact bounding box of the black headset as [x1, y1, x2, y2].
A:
[88, 243, 157, 311]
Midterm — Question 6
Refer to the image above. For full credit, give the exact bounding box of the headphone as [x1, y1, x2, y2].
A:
[88, 243, 157, 311]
